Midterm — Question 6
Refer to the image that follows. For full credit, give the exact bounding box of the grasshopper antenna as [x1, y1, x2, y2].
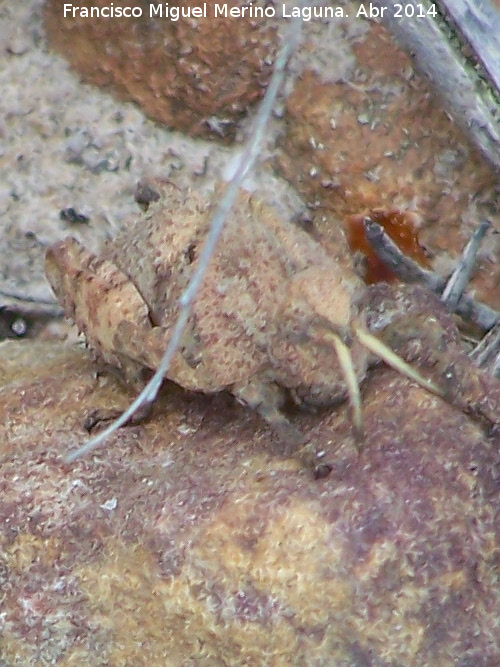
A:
[354, 327, 443, 397]
[329, 333, 363, 438]
[327, 327, 442, 443]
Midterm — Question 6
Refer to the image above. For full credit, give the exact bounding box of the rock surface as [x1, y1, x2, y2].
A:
[1, 336, 500, 664]
[4, 1, 500, 327]
[44, 0, 276, 141]
[2, 2, 500, 664]
[277, 21, 500, 308]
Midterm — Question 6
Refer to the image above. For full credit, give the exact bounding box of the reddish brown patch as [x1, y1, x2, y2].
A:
[278, 22, 499, 307]
[2, 340, 500, 662]
[44, 0, 276, 141]
[347, 208, 430, 283]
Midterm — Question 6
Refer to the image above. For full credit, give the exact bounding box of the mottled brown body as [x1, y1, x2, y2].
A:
[46, 184, 370, 444]
[45, 183, 500, 448]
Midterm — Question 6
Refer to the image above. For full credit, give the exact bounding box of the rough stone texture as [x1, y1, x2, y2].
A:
[0, 0, 301, 321]
[1, 335, 500, 665]
[5, 1, 500, 319]
[3, 2, 500, 664]
[44, 0, 276, 141]
[0, 1, 236, 309]
[277, 21, 500, 309]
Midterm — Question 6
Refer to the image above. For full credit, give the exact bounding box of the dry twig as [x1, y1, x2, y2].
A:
[66, 11, 305, 462]
[371, 0, 500, 170]
[363, 217, 500, 332]
[440, 220, 490, 310]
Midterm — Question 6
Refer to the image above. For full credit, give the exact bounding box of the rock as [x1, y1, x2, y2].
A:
[276, 23, 500, 308]
[1, 338, 500, 663]
[44, 0, 276, 141]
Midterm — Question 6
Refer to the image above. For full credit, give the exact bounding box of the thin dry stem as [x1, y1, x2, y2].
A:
[363, 218, 500, 331]
[440, 220, 490, 310]
[65, 12, 305, 463]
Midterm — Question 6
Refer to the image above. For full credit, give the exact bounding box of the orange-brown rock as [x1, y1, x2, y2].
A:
[2, 334, 500, 664]
[277, 23, 500, 307]
[44, 0, 276, 141]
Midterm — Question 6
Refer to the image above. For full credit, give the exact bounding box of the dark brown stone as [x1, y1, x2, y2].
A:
[44, 0, 276, 141]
